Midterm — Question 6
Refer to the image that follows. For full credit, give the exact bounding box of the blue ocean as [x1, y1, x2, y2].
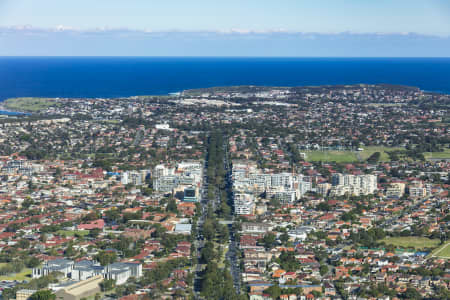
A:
[0, 57, 449, 101]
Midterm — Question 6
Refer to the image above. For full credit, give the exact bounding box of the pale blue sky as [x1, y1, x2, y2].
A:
[0, 0, 449, 56]
[1, 0, 449, 35]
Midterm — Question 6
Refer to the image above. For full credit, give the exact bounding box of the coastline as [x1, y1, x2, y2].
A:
[1, 57, 449, 100]
[0, 104, 31, 116]
[0, 83, 447, 116]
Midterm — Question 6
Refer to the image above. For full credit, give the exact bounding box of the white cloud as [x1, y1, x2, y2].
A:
[0, 25, 449, 42]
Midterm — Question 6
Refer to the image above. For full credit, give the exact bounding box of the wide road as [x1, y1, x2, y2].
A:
[193, 159, 209, 298]
[223, 141, 242, 294]
[194, 136, 242, 298]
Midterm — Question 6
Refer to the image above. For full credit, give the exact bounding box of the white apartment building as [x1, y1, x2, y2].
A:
[231, 161, 317, 213]
[331, 173, 377, 196]
[409, 186, 426, 198]
[153, 161, 202, 193]
[121, 170, 149, 186]
[266, 187, 296, 204]
[33, 259, 142, 286]
[153, 164, 175, 178]
[386, 182, 406, 198]
[234, 192, 255, 215]
[317, 183, 331, 196]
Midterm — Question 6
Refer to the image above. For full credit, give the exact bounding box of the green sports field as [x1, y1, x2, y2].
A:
[3, 97, 60, 112]
[380, 237, 441, 250]
[424, 148, 450, 160]
[359, 146, 403, 161]
[304, 146, 402, 163]
[57, 230, 90, 237]
[429, 242, 450, 258]
[304, 150, 357, 163]
[0, 263, 32, 281]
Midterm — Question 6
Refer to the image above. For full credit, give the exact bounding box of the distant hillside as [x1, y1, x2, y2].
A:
[183, 84, 421, 96]
[183, 85, 281, 96]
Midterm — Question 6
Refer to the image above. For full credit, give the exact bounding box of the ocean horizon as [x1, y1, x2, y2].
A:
[0, 56, 449, 101]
